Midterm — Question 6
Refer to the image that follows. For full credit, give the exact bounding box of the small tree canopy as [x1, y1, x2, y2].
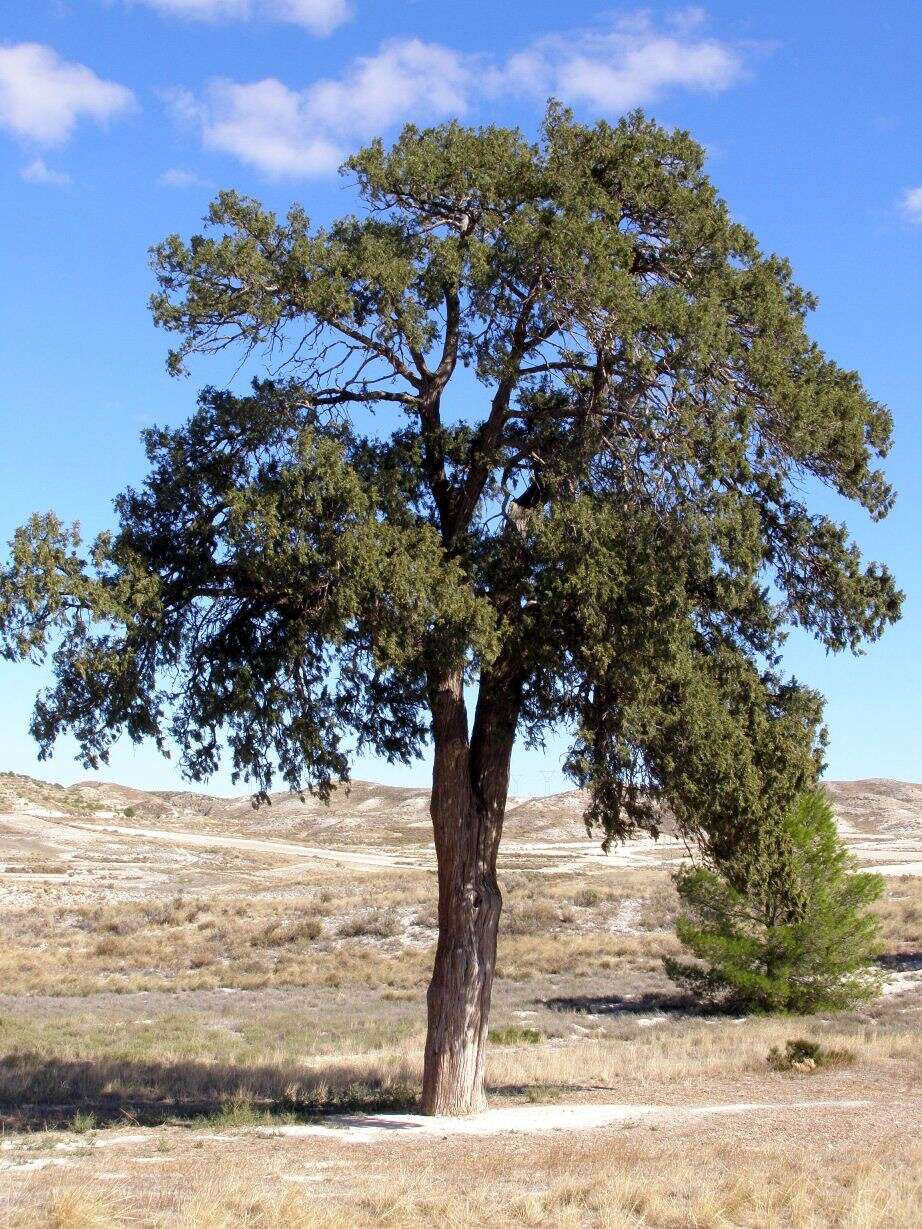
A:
[0, 105, 901, 851]
[665, 789, 886, 1013]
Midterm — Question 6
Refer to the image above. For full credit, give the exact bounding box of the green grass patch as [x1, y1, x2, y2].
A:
[488, 1026, 543, 1045]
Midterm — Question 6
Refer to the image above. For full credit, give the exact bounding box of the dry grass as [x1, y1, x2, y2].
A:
[0, 861, 919, 1225]
[0, 869, 688, 996]
[0, 889, 429, 996]
[0, 917, 681, 1000]
[12, 1183, 130, 1229]
[8, 1131, 921, 1228]
[874, 874, 922, 951]
[336, 908, 401, 939]
[1, 1011, 915, 1132]
[0, 1045, 419, 1127]
[0, 871, 917, 1125]
[487, 1018, 919, 1094]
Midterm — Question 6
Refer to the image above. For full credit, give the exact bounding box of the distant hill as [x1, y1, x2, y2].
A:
[824, 779, 922, 840]
[2, 770, 920, 846]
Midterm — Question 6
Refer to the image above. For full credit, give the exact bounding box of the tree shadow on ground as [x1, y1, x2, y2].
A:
[876, 951, 922, 973]
[540, 989, 733, 1018]
[0, 1052, 418, 1131]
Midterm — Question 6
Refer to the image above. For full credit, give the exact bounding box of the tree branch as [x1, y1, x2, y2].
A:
[326, 320, 423, 390]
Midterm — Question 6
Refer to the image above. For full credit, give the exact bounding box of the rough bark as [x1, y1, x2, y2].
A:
[421, 668, 519, 1115]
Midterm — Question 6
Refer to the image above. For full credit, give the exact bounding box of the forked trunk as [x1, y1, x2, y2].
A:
[421, 669, 518, 1116]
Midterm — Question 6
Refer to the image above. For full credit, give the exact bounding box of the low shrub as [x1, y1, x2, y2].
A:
[254, 918, 322, 947]
[767, 1038, 856, 1073]
[142, 896, 207, 927]
[338, 909, 400, 939]
[70, 1110, 97, 1134]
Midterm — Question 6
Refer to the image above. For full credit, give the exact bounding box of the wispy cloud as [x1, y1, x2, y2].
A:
[0, 42, 135, 144]
[20, 156, 71, 185]
[901, 186, 922, 224]
[492, 10, 742, 110]
[167, 38, 471, 177]
[168, 11, 743, 179]
[159, 166, 213, 188]
[135, 0, 351, 36]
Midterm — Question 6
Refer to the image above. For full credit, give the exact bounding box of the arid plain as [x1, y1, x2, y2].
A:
[1, 772, 919, 1227]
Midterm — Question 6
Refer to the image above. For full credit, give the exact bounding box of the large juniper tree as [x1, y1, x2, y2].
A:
[0, 106, 900, 1114]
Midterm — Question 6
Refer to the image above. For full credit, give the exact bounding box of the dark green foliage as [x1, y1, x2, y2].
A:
[767, 1038, 856, 1072]
[665, 791, 885, 1012]
[0, 105, 900, 846]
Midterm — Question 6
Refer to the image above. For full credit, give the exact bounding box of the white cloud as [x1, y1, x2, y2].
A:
[305, 39, 471, 135]
[0, 43, 135, 144]
[20, 156, 71, 185]
[901, 186, 922, 224]
[492, 11, 742, 111]
[269, 0, 350, 32]
[170, 39, 471, 177]
[159, 166, 212, 188]
[136, 0, 351, 36]
[168, 80, 342, 177]
[169, 13, 742, 178]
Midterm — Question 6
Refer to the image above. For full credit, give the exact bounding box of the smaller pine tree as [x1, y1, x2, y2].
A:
[665, 790, 885, 1013]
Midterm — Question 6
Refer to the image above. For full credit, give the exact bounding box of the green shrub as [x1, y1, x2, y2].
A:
[767, 1038, 856, 1072]
[665, 790, 885, 1013]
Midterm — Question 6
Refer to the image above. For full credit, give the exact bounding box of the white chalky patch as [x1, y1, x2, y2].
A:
[250, 1099, 869, 1144]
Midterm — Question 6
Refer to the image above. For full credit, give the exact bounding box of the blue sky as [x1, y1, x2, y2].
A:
[1, 1, 920, 796]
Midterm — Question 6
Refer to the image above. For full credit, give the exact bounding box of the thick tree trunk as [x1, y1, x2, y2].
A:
[421, 806, 502, 1115]
[421, 668, 518, 1116]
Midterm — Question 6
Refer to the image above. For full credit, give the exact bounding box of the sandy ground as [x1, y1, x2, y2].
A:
[0, 1098, 875, 1167]
[0, 1088, 916, 1219]
[238, 1097, 872, 1142]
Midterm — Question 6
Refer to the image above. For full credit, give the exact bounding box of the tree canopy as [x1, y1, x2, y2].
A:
[1, 104, 900, 853]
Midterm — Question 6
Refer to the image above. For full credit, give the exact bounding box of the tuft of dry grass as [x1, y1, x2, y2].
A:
[337, 908, 401, 939]
[253, 917, 323, 947]
[11, 1182, 131, 1229]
